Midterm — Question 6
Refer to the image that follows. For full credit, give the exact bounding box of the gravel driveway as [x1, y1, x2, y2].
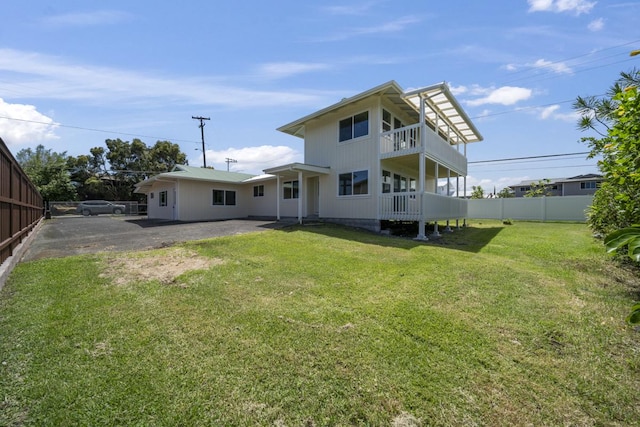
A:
[22, 216, 289, 261]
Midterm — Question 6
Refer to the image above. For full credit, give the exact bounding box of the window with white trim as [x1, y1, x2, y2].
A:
[212, 189, 236, 206]
[580, 181, 597, 189]
[382, 170, 391, 193]
[339, 111, 369, 142]
[283, 180, 299, 199]
[339, 170, 368, 196]
[159, 190, 167, 207]
[253, 185, 264, 197]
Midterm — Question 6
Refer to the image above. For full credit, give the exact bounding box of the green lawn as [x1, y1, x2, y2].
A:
[1, 220, 638, 426]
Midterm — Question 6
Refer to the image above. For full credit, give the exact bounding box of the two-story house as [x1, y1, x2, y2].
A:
[135, 81, 483, 240]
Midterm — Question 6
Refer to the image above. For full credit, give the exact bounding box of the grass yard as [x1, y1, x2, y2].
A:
[1, 220, 638, 426]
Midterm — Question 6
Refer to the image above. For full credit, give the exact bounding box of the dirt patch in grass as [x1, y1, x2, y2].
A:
[100, 247, 224, 286]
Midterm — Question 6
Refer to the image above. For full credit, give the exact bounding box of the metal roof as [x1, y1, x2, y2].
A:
[277, 80, 483, 145]
[134, 165, 264, 193]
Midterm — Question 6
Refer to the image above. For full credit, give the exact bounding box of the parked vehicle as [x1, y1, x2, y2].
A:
[76, 200, 126, 216]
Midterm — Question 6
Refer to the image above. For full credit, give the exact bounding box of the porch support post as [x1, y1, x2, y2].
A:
[456, 175, 461, 229]
[298, 170, 303, 224]
[463, 172, 467, 227]
[464, 142, 468, 227]
[430, 162, 441, 238]
[445, 169, 453, 232]
[276, 175, 281, 220]
[415, 94, 427, 241]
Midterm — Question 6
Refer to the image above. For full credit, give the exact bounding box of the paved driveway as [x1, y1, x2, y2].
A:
[22, 216, 288, 261]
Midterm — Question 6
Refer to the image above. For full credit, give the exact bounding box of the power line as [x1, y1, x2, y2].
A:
[0, 115, 200, 144]
[468, 152, 590, 164]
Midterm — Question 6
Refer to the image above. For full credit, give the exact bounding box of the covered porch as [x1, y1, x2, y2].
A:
[263, 163, 330, 224]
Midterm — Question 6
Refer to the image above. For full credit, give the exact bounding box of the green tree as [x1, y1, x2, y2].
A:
[496, 187, 514, 198]
[67, 153, 106, 200]
[70, 139, 187, 201]
[470, 185, 484, 199]
[16, 144, 76, 202]
[573, 69, 640, 234]
[524, 179, 552, 198]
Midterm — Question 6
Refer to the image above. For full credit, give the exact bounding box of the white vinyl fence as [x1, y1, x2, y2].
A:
[468, 195, 593, 222]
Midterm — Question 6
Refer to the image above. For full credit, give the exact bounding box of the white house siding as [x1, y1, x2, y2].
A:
[177, 180, 247, 222]
[304, 97, 380, 220]
[245, 179, 278, 218]
[147, 182, 176, 220]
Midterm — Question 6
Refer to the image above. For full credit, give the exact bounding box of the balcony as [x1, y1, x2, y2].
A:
[380, 124, 468, 175]
[379, 193, 467, 222]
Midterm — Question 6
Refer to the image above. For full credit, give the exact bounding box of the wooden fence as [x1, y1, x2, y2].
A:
[0, 138, 44, 265]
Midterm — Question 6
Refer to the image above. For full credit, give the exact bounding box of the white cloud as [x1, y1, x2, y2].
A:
[588, 18, 605, 31]
[527, 0, 596, 15]
[535, 105, 579, 122]
[0, 49, 328, 109]
[0, 98, 59, 145]
[466, 86, 533, 107]
[448, 85, 468, 96]
[258, 62, 330, 80]
[312, 16, 421, 42]
[323, 2, 377, 15]
[198, 145, 300, 174]
[532, 58, 573, 74]
[41, 10, 132, 27]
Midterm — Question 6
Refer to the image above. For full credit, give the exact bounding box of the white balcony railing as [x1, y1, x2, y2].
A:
[379, 193, 467, 221]
[380, 124, 467, 175]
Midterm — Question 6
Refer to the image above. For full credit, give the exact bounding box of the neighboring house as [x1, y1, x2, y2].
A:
[509, 174, 603, 197]
[135, 81, 483, 239]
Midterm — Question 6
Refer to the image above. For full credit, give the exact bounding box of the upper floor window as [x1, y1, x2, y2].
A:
[339, 111, 369, 142]
[339, 170, 368, 196]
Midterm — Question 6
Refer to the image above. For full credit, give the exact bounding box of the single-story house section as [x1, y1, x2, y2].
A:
[135, 81, 483, 239]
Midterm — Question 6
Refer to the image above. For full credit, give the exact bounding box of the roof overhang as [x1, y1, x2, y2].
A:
[277, 81, 404, 138]
[263, 162, 330, 176]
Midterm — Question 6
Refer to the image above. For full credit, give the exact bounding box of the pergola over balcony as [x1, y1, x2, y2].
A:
[403, 83, 483, 146]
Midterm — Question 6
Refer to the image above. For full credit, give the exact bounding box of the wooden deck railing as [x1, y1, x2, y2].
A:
[379, 192, 467, 222]
[0, 138, 44, 265]
[380, 124, 467, 175]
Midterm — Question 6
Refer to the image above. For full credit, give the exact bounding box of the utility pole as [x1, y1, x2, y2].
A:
[225, 158, 237, 171]
[192, 116, 210, 168]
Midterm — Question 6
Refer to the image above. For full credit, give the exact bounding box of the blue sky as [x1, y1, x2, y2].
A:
[1, 0, 638, 193]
